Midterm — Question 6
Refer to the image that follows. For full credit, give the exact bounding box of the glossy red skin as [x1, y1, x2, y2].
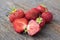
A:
[36, 6, 46, 13]
[42, 12, 53, 23]
[25, 8, 40, 20]
[27, 20, 40, 36]
[15, 9, 25, 18]
[9, 9, 25, 22]
[39, 18, 45, 28]
[13, 18, 28, 33]
[9, 13, 16, 22]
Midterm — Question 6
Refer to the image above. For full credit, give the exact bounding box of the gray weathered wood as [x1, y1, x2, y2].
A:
[0, 0, 60, 40]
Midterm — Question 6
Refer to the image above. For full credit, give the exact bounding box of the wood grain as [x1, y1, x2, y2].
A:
[0, 0, 60, 40]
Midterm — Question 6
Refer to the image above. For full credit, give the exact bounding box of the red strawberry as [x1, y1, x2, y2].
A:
[36, 5, 48, 13]
[27, 20, 40, 36]
[36, 17, 45, 28]
[9, 13, 16, 22]
[42, 12, 53, 23]
[25, 8, 39, 20]
[15, 9, 25, 18]
[9, 9, 25, 22]
[13, 18, 28, 33]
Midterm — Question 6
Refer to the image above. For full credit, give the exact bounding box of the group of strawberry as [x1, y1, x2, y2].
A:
[9, 5, 53, 36]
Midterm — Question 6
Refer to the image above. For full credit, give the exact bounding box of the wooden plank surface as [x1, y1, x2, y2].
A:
[0, 0, 60, 40]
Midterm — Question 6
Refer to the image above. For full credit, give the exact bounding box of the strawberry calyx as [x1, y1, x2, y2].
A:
[45, 8, 48, 12]
[10, 7, 17, 14]
[36, 17, 43, 24]
[40, 4, 46, 8]
[40, 4, 48, 12]
[24, 27, 27, 33]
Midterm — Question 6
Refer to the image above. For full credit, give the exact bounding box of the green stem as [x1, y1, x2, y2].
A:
[9, 7, 16, 14]
[24, 27, 27, 33]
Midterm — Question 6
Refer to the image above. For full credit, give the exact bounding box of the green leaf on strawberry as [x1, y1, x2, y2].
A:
[36, 17, 43, 24]
[36, 17, 45, 28]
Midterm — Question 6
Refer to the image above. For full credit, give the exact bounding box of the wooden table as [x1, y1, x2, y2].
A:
[0, 0, 60, 40]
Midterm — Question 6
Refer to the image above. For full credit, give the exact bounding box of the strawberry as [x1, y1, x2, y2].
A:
[9, 9, 25, 22]
[36, 5, 48, 13]
[36, 17, 45, 28]
[15, 9, 25, 18]
[9, 13, 16, 22]
[41, 12, 53, 23]
[27, 20, 40, 36]
[13, 18, 28, 33]
[25, 8, 39, 20]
